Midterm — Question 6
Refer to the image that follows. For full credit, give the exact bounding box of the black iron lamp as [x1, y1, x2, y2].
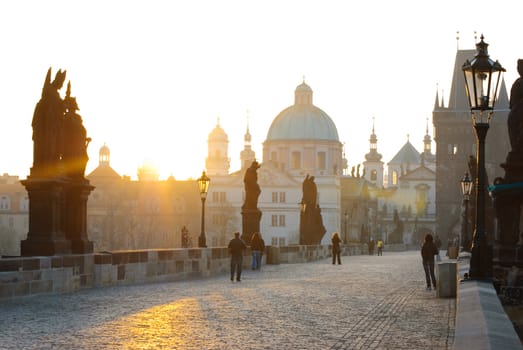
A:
[197, 171, 210, 248]
[460, 172, 473, 252]
[462, 34, 505, 279]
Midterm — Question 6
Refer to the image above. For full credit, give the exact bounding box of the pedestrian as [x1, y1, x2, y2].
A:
[250, 232, 265, 270]
[228, 231, 246, 282]
[421, 233, 439, 291]
[376, 238, 384, 256]
[368, 237, 375, 255]
[331, 232, 342, 264]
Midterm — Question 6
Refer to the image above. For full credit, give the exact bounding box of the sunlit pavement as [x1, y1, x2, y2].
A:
[0, 250, 454, 349]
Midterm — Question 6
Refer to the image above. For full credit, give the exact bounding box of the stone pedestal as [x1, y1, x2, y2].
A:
[300, 205, 326, 245]
[21, 177, 94, 256]
[437, 261, 457, 298]
[21, 178, 71, 256]
[64, 180, 95, 254]
[241, 208, 262, 245]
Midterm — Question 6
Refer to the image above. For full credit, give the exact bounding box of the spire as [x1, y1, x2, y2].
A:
[441, 89, 445, 108]
[434, 85, 440, 110]
[424, 117, 432, 154]
[496, 77, 510, 109]
[365, 117, 382, 162]
[240, 110, 255, 170]
[244, 110, 252, 145]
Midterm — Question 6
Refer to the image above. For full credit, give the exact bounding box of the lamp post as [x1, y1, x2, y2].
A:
[460, 172, 473, 252]
[462, 34, 505, 279]
[299, 201, 306, 245]
[197, 171, 210, 248]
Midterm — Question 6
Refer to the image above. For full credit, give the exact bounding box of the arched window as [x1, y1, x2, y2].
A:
[392, 171, 398, 185]
[371, 170, 377, 181]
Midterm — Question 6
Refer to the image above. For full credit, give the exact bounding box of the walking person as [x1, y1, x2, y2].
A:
[421, 233, 439, 290]
[331, 232, 342, 265]
[376, 238, 384, 256]
[228, 231, 246, 282]
[250, 232, 265, 270]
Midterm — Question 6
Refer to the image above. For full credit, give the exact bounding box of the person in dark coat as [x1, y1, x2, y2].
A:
[250, 232, 265, 270]
[228, 231, 247, 282]
[421, 233, 439, 290]
[331, 232, 342, 265]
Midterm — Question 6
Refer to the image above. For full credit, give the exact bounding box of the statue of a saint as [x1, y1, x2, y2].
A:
[31, 68, 67, 176]
[62, 82, 91, 178]
[508, 59, 523, 152]
[302, 174, 317, 208]
[243, 161, 261, 209]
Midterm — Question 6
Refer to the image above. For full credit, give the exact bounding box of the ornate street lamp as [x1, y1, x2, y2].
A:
[460, 172, 473, 253]
[462, 34, 505, 279]
[197, 171, 210, 248]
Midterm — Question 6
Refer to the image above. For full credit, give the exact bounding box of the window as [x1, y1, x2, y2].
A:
[371, 170, 377, 181]
[317, 152, 326, 170]
[271, 215, 278, 226]
[448, 144, 458, 155]
[20, 196, 29, 211]
[0, 195, 10, 211]
[212, 213, 226, 225]
[212, 192, 226, 203]
[272, 192, 286, 202]
[416, 185, 429, 217]
[279, 215, 286, 226]
[392, 171, 398, 185]
[291, 151, 301, 169]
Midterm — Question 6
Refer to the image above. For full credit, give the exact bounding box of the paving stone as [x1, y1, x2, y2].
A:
[0, 251, 454, 349]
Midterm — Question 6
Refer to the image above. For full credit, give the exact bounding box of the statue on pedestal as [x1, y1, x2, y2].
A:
[241, 161, 262, 244]
[300, 175, 326, 245]
[22, 68, 94, 256]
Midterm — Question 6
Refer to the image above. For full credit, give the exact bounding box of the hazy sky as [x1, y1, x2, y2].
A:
[1, 1, 522, 180]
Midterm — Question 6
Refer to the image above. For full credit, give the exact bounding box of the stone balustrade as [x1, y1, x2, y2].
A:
[0, 244, 364, 301]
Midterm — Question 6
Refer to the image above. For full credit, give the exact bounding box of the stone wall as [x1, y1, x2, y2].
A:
[0, 244, 364, 301]
[0, 254, 94, 299]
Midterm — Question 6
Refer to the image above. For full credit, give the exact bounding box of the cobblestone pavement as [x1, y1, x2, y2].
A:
[0, 251, 455, 349]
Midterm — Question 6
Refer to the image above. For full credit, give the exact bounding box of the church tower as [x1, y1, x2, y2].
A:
[433, 43, 510, 240]
[206, 118, 230, 176]
[363, 118, 384, 187]
[240, 116, 256, 170]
